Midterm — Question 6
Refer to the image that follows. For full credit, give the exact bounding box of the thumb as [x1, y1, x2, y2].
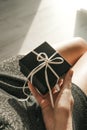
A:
[55, 69, 74, 109]
[62, 69, 73, 90]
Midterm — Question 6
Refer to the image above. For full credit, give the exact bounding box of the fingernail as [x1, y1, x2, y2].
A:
[69, 70, 73, 77]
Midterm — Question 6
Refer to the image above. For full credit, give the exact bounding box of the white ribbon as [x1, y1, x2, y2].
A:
[23, 51, 64, 107]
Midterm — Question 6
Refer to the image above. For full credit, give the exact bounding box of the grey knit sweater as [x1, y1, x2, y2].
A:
[0, 55, 87, 130]
[0, 56, 46, 130]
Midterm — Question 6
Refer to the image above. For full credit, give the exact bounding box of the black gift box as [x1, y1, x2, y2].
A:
[19, 42, 71, 94]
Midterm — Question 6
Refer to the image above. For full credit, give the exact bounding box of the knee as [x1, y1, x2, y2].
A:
[76, 37, 87, 51]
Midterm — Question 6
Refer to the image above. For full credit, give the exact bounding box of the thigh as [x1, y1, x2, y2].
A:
[55, 37, 87, 65]
[54, 37, 87, 95]
[72, 52, 87, 95]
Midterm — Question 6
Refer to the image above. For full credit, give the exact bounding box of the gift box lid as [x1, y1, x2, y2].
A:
[19, 42, 71, 94]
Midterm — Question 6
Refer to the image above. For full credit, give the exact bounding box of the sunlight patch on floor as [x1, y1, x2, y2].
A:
[19, 0, 87, 54]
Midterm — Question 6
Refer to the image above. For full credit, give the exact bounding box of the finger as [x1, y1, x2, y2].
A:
[55, 70, 74, 110]
[52, 85, 60, 94]
[57, 69, 73, 98]
[52, 78, 63, 94]
[62, 69, 73, 90]
[58, 78, 64, 87]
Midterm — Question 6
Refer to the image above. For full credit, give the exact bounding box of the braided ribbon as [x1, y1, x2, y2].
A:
[23, 50, 64, 107]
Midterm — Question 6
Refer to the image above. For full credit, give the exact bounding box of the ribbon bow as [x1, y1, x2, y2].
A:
[23, 51, 64, 107]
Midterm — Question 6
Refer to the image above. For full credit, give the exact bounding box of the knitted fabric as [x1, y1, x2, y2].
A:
[0, 56, 46, 130]
[0, 55, 87, 130]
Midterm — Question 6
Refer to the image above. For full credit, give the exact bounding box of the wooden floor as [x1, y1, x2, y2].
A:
[0, 0, 87, 62]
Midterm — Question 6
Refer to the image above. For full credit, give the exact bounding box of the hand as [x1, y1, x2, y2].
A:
[28, 69, 74, 130]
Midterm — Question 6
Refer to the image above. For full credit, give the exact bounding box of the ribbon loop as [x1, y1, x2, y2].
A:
[23, 50, 64, 107]
[37, 52, 48, 62]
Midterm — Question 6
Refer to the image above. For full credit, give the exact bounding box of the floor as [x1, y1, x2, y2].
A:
[0, 0, 87, 62]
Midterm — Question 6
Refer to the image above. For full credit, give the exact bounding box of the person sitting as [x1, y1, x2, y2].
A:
[0, 37, 87, 130]
[28, 37, 87, 130]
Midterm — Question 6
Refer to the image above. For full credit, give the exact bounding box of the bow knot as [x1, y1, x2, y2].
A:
[36, 52, 64, 67]
[37, 52, 51, 66]
[23, 50, 64, 107]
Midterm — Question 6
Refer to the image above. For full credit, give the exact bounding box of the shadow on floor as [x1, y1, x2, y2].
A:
[74, 9, 87, 41]
[0, 0, 41, 62]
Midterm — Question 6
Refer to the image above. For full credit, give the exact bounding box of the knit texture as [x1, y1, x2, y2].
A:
[0, 55, 87, 130]
[0, 56, 46, 130]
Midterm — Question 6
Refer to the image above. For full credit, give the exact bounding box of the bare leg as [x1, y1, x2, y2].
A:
[55, 37, 87, 65]
[54, 37, 87, 95]
[72, 52, 87, 95]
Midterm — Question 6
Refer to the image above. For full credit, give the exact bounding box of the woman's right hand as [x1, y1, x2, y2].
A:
[54, 69, 74, 130]
[28, 69, 74, 130]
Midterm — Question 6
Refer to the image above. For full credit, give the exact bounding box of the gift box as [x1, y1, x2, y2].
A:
[19, 42, 71, 94]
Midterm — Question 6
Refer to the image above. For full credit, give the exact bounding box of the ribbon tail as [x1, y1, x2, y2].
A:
[48, 65, 60, 92]
[48, 64, 59, 79]
[49, 52, 57, 60]
[45, 66, 54, 108]
[23, 62, 45, 97]
[30, 63, 45, 83]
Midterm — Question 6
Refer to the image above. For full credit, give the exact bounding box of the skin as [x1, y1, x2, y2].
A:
[57, 37, 87, 95]
[28, 37, 87, 130]
[28, 70, 74, 130]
